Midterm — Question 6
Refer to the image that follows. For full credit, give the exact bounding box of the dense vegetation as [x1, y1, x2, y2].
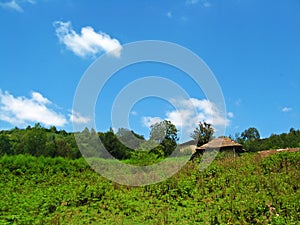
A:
[232, 127, 300, 152]
[0, 123, 299, 224]
[1, 123, 300, 161]
[0, 152, 299, 224]
[0, 124, 80, 159]
[0, 121, 178, 160]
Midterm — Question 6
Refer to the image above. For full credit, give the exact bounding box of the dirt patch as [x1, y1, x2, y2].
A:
[258, 148, 300, 158]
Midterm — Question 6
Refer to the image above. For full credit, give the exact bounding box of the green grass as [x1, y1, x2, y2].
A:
[0, 152, 299, 224]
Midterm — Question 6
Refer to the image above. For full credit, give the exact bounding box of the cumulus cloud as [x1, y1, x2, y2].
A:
[142, 98, 230, 140]
[169, 98, 229, 128]
[0, 90, 67, 127]
[53, 21, 122, 58]
[0, 0, 35, 12]
[69, 111, 90, 124]
[282, 107, 292, 112]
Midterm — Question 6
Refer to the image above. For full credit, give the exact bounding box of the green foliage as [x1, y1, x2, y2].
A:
[124, 151, 162, 166]
[150, 120, 177, 143]
[0, 134, 11, 155]
[99, 129, 133, 160]
[0, 124, 80, 158]
[241, 127, 260, 142]
[150, 120, 179, 157]
[191, 121, 214, 147]
[234, 127, 300, 152]
[22, 124, 47, 156]
[261, 151, 300, 173]
[0, 153, 299, 224]
[0, 123, 179, 163]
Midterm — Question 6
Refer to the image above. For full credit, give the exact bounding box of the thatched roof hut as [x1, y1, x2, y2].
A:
[195, 137, 244, 154]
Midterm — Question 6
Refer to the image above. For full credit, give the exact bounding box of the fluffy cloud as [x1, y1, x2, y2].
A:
[0, 0, 35, 12]
[142, 98, 230, 140]
[0, 90, 67, 127]
[54, 21, 122, 58]
[69, 111, 90, 124]
[282, 107, 292, 112]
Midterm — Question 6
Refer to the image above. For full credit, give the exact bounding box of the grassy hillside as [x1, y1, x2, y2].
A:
[0, 152, 299, 224]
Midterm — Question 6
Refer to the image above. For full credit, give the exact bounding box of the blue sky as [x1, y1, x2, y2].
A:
[0, 0, 299, 142]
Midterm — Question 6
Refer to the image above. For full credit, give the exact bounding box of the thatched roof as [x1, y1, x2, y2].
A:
[196, 137, 242, 150]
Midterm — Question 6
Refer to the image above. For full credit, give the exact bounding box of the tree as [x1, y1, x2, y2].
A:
[22, 123, 47, 156]
[45, 134, 57, 157]
[49, 125, 58, 134]
[191, 121, 214, 147]
[150, 120, 178, 157]
[99, 129, 132, 160]
[0, 134, 11, 155]
[55, 137, 73, 158]
[235, 127, 261, 152]
[150, 120, 178, 143]
[241, 127, 260, 141]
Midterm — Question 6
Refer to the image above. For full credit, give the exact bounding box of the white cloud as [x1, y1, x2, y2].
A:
[0, 0, 23, 12]
[31, 92, 51, 104]
[0, 0, 35, 12]
[282, 107, 292, 112]
[227, 112, 234, 118]
[142, 98, 230, 140]
[53, 21, 122, 58]
[169, 98, 229, 127]
[0, 90, 67, 127]
[69, 111, 90, 124]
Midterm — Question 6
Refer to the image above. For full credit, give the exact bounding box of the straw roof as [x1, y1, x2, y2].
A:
[196, 137, 242, 150]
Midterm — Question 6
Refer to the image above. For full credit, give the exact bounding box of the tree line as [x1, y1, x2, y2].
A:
[232, 127, 300, 152]
[0, 121, 179, 160]
[0, 121, 299, 159]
